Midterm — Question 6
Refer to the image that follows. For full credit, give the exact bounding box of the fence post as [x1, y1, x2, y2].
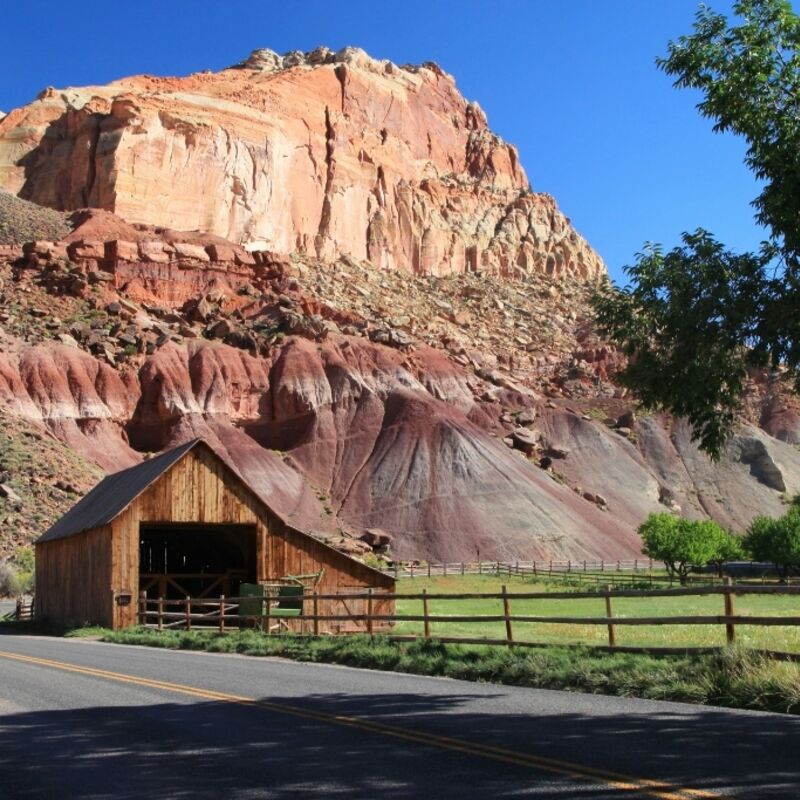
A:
[724, 577, 736, 644]
[313, 592, 319, 636]
[395, 562, 399, 580]
[427, 561, 431, 578]
[604, 585, 616, 648]
[367, 588, 374, 636]
[501, 585, 513, 643]
[138, 591, 147, 626]
[478, 561, 482, 575]
[410, 562, 414, 579]
[185, 596, 191, 631]
[265, 592, 272, 635]
[219, 595, 225, 634]
[157, 597, 164, 631]
[422, 588, 430, 639]
[15, 597, 21, 621]
[600, 560, 604, 572]
[443, 561, 447, 576]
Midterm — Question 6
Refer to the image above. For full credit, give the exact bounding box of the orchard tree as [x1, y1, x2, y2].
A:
[743, 507, 800, 579]
[637, 513, 734, 583]
[593, 0, 800, 456]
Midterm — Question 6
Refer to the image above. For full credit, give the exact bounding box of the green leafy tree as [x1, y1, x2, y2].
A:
[743, 507, 800, 579]
[709, 526, 746, 576]
[593, 0, 800, 456]
[638, 513, 733, 583]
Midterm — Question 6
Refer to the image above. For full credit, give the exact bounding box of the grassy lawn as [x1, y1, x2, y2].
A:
[393, 574, 800, 653]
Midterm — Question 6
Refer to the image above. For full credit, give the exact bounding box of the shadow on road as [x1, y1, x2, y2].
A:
[0, 690, 798, 798]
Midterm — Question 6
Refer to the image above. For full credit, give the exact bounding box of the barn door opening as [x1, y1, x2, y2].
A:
[139, 523, 257, 599]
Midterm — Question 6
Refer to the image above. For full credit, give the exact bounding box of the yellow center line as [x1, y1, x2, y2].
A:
[0, 650, 722, 800]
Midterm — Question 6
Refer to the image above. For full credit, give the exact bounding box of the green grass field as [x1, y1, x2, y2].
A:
[393, 574, 800, 653]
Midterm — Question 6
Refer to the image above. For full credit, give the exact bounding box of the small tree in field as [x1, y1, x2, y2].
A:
[638, 513, 733, 583]
[743, 508, 800, 580]
[709, 528, 746, 577]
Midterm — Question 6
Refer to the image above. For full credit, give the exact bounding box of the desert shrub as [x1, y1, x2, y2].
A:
[0, 562, 21, 597]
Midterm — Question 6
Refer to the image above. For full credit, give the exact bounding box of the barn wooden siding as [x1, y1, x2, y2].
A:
[35, 525, 115, 627]
[37, 443, 394, 630]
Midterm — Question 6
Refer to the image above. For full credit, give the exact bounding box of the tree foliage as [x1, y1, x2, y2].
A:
[593, 0, 800, 456]
[637, 512, 740, 582]
[743, 506, 800, 578]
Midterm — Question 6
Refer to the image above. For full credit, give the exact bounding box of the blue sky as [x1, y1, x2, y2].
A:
[0, 1, 772, 283]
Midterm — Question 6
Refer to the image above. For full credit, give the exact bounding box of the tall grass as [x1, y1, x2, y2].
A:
[91, 627, 800, 714]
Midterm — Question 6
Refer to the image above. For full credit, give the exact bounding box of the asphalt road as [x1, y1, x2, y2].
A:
[0, 635, 797, 799]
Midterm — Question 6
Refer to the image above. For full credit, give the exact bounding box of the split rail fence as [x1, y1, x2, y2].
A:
[383, 559, 662, 579]
[137, 583, 800, 660]
[380, 560, 787, 587]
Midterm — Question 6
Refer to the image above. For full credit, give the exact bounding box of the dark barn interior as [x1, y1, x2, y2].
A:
[139, 523, 257, 599]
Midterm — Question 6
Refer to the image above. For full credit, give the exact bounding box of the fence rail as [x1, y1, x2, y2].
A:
[136, 583, 800, 660]
[380, 559, 790, 583]
[382, 559, 662, 579]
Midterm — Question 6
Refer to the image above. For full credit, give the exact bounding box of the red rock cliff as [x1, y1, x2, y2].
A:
[0, 47, 603, 280]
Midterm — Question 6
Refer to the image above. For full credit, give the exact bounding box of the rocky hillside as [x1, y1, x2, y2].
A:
[0, 49, 799, 561]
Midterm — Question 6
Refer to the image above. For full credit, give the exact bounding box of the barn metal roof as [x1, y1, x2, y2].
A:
[37, 439, 201, 543]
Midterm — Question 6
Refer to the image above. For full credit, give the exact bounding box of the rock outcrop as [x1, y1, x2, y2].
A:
[2, 218, 800, 561]
[0, 47, 603, 281]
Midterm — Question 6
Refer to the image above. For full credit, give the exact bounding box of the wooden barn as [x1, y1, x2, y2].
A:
[35, 439, 395, 630]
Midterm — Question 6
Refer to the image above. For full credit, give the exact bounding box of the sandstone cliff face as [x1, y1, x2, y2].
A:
[0, 47, 603, 280]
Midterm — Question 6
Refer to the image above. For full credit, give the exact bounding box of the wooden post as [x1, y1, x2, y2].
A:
[313, 592, 319, 636]
[219, 595, 225, 634]
[605, 585, 616, 648]
[157, 597, 164, 631]
[461, 562, 465, 575]
[394, 562, 399, 580]
[478, 561, 482, 575]
[724, 577, 736, 645]
[427, 561, 431, 578]
[265, 592, 272, 635]
[410, 562, 414, 579]
[367, 588, 374, 636]
[443, 561, 447, 576]
[600, 559, 604, 572]
[138, 591, 147, 626]
[185, 596, 191, 631]
[422, 588, 430, 639]
[502, 585, 513, 643]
